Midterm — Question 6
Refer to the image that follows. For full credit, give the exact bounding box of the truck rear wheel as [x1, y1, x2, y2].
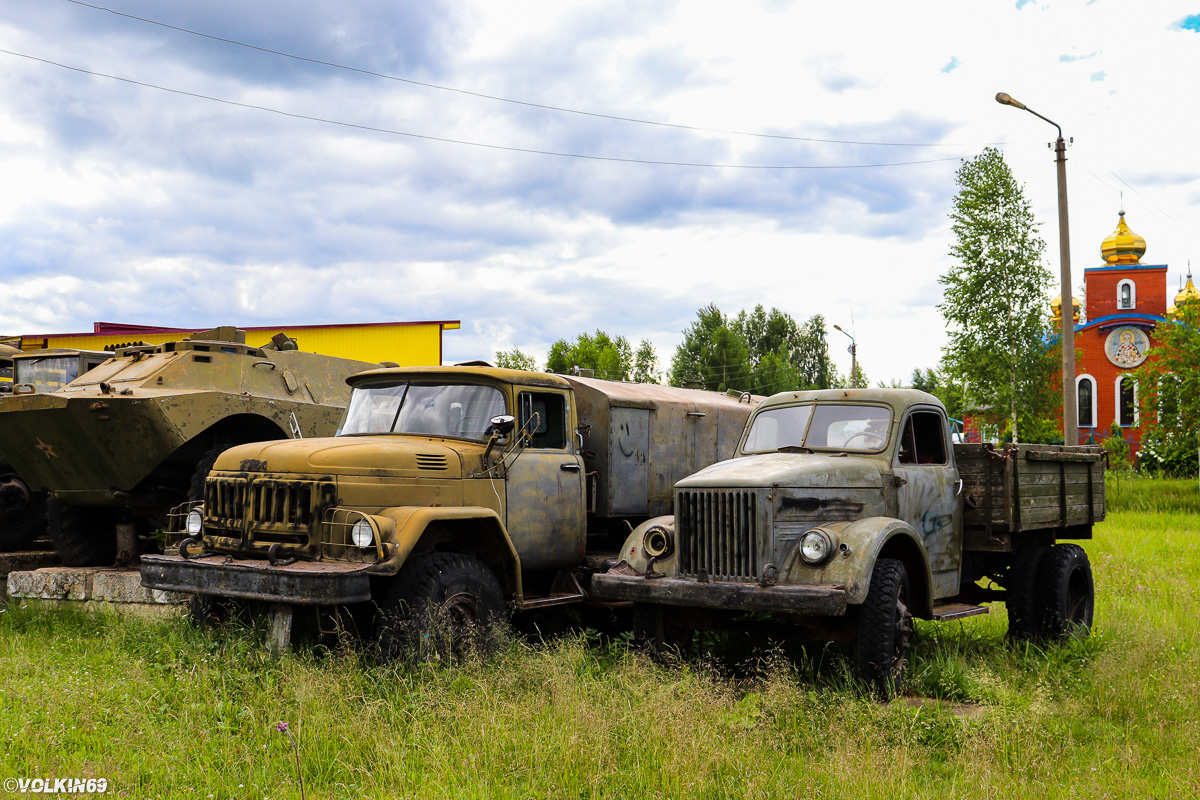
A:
[1005, 543, 1048, 640]
[0, 457, 47, 551]
[1035, 544, 1094, 640]
[856, 558, 913, 699]
[375, 553, 508, 663]
[47, 499, 117, 567]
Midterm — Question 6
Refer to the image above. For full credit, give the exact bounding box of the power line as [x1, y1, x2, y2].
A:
[61, 0, 1002, 150]
[0, 48, 969, 170]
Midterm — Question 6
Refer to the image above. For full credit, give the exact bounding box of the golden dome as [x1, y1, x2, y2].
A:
[1168, 268, 1199, 317]
[1100, 211, 1146, 265]
[1051, 293, 1080, 323]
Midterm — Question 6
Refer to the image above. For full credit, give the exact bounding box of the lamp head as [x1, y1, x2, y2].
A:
[833, 324, 844, 332]
[995, 92, 1027, 110]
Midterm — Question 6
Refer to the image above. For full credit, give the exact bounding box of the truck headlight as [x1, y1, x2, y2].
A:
[642, 525, 674, 559]
[186, 509, 204, 536]
[351, 519, 374, 548]
[799, 529, 833, 565]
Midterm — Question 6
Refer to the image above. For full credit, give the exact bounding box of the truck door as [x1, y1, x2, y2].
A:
[504, 389, 586, 570]
[893, 407, 962, 599]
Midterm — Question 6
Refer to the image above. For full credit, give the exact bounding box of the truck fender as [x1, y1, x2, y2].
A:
[613, 515, 676, 576]
[782, 517, 933, 615]
[370, 506, 523, 601]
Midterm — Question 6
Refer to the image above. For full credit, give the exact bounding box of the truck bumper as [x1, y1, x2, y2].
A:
[140, 554, 372, 605]
[590, 572, 848, 616]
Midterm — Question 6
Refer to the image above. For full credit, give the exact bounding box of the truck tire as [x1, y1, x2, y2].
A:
[632, 602, 693, 658]
[856, 558, 913, 699]
[1035, 544, 1094, 640]
[189, 441, 233, 502]
[0, 457, 47, 551]
[375, 553, 508, 663]
[47, 499, 118, 567]
[1005, 543, 1048, 641]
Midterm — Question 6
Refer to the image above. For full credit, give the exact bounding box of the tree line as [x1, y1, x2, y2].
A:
[495, 303, 860, 395]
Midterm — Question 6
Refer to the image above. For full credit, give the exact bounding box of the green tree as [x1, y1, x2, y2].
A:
[938, 147, 1058, 443]
[1136, 299, 1200, 476]
[632, 340, 660, 384]
[494, 348, 538, 371]
[545, 331, 633, 380]
[670, 303, 836, 395]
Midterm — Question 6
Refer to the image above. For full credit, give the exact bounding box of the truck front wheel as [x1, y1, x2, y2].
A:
[856, 558, 913, 699]
[1036, 544, 1094, 640]
[375, 553, 508, 663]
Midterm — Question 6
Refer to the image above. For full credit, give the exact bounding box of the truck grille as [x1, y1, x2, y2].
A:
[677, 489, 760, 581]
[205, 476, 336, 543]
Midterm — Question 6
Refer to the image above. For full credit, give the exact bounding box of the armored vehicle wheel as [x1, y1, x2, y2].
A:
[375, 553, 508, 663]
[856, 558, 913, 699]
[0, 457, 47, 551]
[189, 441, 233, 502]
[47, 499, 117, 567]
[1004, 543, 1048, 641]
[1035, 544, 1094, 640]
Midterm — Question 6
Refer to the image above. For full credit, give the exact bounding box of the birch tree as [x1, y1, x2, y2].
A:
[938, 148, 1058, 442]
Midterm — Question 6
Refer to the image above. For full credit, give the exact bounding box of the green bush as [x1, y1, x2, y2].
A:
[1137, 426, 1199, 478]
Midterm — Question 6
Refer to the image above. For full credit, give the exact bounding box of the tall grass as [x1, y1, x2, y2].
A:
[2, 478, 1199, 798]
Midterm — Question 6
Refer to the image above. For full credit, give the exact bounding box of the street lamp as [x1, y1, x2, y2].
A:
[832, 324, 857, 389]
[996, 92, 1077, 445]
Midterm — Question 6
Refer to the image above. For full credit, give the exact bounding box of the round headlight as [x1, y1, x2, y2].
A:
[185, 509, 204, 536]
[799, 530, 833, 564]
[642, 526, 673, 558]
[351, 519, 374, 548]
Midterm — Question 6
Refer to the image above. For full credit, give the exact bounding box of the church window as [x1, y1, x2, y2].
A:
[1117, 375, 1137, 427]
[1117, 279, 1136, 309]
[1076, 375, 1096, 428]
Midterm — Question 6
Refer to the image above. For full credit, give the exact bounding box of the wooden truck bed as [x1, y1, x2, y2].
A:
[956, 443, 1106, 551]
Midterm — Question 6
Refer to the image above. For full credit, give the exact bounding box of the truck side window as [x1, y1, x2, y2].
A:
[898, 411, 947, 465]
[518, 392, 567, 449]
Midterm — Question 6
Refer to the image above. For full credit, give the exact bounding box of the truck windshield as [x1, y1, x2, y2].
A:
[339, 382, 507, 441]
[13, 357, 82, 392]
[743, 403, 892, 453]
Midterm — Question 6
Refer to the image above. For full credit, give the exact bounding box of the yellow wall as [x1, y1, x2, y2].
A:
[20, 322, 459, 367]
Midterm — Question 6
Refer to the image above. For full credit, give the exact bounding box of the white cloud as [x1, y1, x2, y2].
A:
[0, 0, 1198, 388]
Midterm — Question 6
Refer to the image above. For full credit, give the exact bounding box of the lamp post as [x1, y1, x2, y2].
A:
[995, 92, 1077, 445]
[833, 324, 857, 389]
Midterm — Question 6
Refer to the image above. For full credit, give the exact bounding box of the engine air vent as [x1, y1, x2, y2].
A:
[415, 453, 449, 471]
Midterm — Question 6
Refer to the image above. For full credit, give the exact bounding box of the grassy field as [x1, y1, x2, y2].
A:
[2, 476, 1198, 799]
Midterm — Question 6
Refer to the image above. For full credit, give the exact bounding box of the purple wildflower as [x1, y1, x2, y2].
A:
[276, 721, 289, 733]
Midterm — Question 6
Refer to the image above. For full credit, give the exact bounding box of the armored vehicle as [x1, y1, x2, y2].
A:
[0, 327, 378, 565]
[0, 348, 112, 551]
[141, 366, 759, 654]
[592, 388, 1105, 696]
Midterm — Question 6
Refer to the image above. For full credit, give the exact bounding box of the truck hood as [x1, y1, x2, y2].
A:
[214, 435, 470, 479]
[677, 452, 885, 490]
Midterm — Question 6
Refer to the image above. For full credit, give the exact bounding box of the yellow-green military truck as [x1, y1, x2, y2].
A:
[592, 388, 1105, 696]
[141, 366, 759, 654]
[0, 328, 377, 565]
[0, 348, 111, 551]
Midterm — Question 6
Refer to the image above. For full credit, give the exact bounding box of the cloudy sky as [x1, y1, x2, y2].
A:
[2, 0, 1198, 386]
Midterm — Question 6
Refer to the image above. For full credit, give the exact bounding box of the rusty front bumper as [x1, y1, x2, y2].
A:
[590, 572, 848, 616]
[140, 554, 372, 605]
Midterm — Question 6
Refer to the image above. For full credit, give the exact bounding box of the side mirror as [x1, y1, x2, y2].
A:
[489, 414, 516, 435]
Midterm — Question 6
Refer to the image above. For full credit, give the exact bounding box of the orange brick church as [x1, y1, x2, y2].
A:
[1056, 211, 1196, 451]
